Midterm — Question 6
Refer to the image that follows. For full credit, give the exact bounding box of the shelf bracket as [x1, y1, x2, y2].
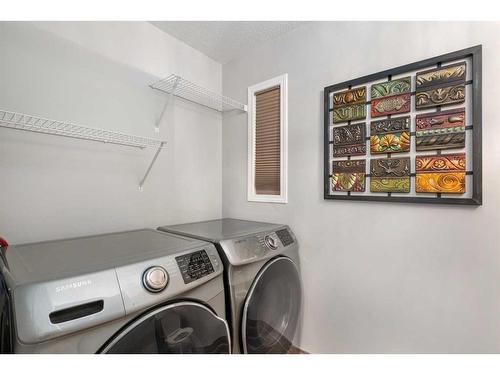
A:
[155, 76, 180, 133]
[138, 142, 166, 191]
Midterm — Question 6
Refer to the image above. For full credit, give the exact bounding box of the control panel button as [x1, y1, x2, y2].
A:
[210, 254, 220, 268]
[143, 266, 169, 293]
[264, 234, 278, 250]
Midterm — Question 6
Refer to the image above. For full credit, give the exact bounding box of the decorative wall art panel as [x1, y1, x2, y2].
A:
[370, 116, 410, 154]
[415, 84, 465, 109]
[324, 46, 481, 204]
[415, 108, 466, 151]
[416, 62, 466, 88]
[332, 105, 366, 123]
[332, 86, 366, 123]
[370, 77, 411, 118]
[415, 62, 466, 109]
[331, 123, 366, 157]
[331, 160, 365, 192]
[333, 86, 366, 105]
[370, 157, 410, 193]
[415, 153, 466, 194]
[371, 77, 411, 98]
[371, 93, 411, 117]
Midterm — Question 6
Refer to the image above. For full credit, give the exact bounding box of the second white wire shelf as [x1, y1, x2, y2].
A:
[0, 110, 166, 149]
[150, 74, 248, 113]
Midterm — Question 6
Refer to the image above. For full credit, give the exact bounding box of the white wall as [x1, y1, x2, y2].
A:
[222, 22, 500, 353]
[0, 22, 223, 244]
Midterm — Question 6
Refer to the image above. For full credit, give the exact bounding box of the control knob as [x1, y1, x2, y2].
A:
[264, 235, 278, 250]
[143, 266, 169, 293]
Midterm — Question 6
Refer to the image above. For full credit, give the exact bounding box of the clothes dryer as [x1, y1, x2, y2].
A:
[158, 219, 302, 354]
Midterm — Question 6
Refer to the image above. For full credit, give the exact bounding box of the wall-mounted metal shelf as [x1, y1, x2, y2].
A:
[150, 74, 248, 113]
[0, 109, 166, 190]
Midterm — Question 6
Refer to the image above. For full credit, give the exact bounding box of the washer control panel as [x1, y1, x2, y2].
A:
[175, 249, 215, 284]
[116, 244, 222, 315]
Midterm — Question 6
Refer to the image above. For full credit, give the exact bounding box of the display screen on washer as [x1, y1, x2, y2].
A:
[176, 250, 214, 284]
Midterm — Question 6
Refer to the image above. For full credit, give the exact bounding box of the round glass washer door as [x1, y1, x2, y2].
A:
[242, 256, 302, 354]
[100, 301, 231, 354]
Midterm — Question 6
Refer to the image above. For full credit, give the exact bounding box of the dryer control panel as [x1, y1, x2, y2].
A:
[275, 228, 294, 247]
[257, 228, 295, 251]
[220, 226, 297, 266]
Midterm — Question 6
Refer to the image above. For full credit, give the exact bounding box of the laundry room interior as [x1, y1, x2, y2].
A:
[1, 15, 500, 358]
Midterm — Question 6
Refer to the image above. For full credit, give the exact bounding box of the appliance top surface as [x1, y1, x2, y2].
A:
[1, 229, 210, 285]
[158, 218, 285, 242]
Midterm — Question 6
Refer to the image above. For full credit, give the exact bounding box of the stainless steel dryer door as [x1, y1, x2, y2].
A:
[100, 301, 231, 354]
[242, 257, 302, 354]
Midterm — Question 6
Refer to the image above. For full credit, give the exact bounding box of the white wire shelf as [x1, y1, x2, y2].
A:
[0, 109, 166, 190]
[150, 74, 247, 113]
[0, 109, 166, 149]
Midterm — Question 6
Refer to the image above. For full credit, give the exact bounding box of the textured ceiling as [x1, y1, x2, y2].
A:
[150, 21, 306, 64]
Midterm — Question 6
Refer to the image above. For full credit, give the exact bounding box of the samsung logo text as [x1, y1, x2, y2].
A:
[55, 279, 92, 293]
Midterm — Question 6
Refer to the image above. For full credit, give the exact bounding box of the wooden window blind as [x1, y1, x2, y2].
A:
[254, 85, 281, 195]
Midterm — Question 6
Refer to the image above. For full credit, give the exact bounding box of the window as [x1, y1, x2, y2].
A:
[247, 74, 288, 203]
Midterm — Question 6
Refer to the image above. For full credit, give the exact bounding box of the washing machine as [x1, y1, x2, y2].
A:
[158, 218, 302, 354]
[0, 229, 231, 354]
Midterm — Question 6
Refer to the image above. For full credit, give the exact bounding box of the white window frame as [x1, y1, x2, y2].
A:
[247, 74, 288, 204]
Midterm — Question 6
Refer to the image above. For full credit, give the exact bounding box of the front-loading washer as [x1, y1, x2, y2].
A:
[0, 229, 230, 354]
[158, 218, 302, 354]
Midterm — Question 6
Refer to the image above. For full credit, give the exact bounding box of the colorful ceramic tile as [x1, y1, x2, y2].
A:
[332, 104, 366, 123]
[331, 123, 366, 157]
[416, 62, 466, 89]
[416, 62, 466, 109]
[370, 116, 410, 154]
[415, 153, 466, 194]
[371, 93, 411, 117]
[333, 87, 366, 106]
[370, 157, 410, 193]
[371, 77, 411, 99]
[415, 84, 465, 109]
[370, 77, 411, 118]
[331, 160, 365, 192]
[416, 108, 466, 151]
[332, 86, 366, 123]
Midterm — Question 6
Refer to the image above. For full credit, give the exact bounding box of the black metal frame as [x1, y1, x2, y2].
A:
[324, 45, 482, 205]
